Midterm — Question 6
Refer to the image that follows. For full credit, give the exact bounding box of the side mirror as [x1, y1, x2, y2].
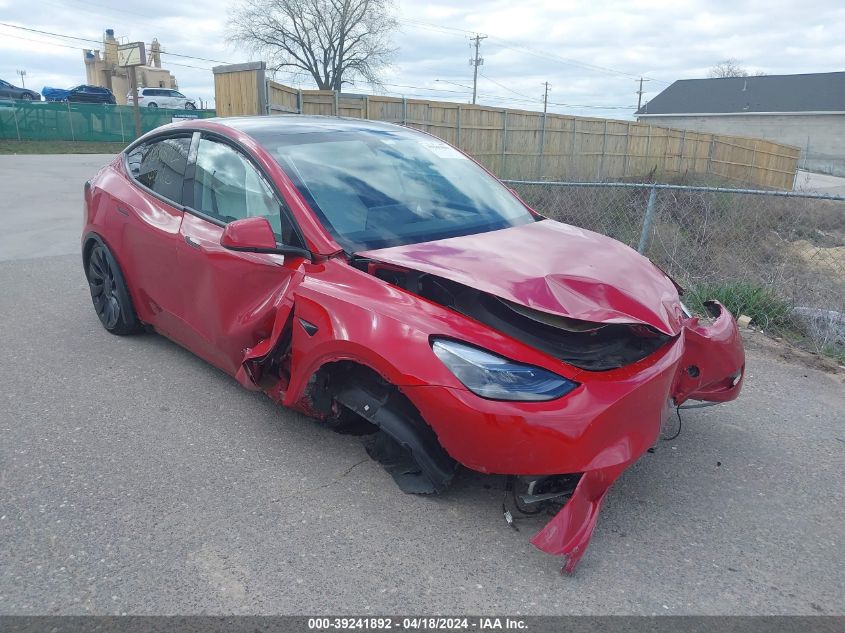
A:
[220, 217, 312, 261]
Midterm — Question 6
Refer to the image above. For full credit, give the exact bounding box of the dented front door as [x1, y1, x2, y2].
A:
[174, 212, 300, 380]
[171, 135, 304, 381]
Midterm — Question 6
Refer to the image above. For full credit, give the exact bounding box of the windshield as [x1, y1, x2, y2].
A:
[262, 127, 534, 251]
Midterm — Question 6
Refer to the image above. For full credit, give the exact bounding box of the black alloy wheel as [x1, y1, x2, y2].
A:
[86, 243, 140, 335]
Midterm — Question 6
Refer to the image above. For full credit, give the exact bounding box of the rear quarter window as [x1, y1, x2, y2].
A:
[126, 136, 192, 205]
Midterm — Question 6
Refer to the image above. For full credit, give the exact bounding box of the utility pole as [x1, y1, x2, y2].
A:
[17, 69, 26, 88]
[542, 81, 551, 113]
[469, 34, 487, 105]
[636, 77, 651, 111]
[129, 66, 142, 138]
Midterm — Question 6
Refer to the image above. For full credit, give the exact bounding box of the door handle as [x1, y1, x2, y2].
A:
[184, 235, 202, 249]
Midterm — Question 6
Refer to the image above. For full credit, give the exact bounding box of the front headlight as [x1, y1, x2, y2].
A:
[431, 339, 579, 401]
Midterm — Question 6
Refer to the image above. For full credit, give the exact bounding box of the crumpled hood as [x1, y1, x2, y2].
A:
[358, 219, 685, 336]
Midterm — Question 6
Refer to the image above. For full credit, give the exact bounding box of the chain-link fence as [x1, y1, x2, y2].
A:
[505, 180, 845, 362]
[0, 100, 216, 144]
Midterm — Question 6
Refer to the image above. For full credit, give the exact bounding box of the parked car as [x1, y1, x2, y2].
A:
[67, 85, 116, 104]
[42, 85, 116, 104]
[127, 87, 196, 109]
[81, 116, 745, 573]
[41, 86, 71, 102]
[0, 79, 40, 101]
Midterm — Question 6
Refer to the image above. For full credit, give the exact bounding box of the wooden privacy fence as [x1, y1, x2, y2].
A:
[214, 63, 801, 189]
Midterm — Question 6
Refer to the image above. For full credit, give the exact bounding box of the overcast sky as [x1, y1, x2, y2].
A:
[1, 0, 843, 119]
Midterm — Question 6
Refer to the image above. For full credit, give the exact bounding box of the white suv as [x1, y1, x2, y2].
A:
[128, 88, 196, 109]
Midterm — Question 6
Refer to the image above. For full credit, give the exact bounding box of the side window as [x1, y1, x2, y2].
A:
[191, 138, 299, 245]
[126, 136, 192, 205]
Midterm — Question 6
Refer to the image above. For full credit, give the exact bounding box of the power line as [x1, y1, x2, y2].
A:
[0, 22, 231, 66]
[2, 31, 217, 73]
[0, 21, 100, 44]
[2, 31, 86, 50]
[357, 80, 635, 111]
[479, 72, 535, 101]
[476, 73, 632, 110]
[398, 17, 670, 85]
[489, 37, 671, 85]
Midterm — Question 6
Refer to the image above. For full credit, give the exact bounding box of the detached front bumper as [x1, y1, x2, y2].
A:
[405, 301, 744, 572]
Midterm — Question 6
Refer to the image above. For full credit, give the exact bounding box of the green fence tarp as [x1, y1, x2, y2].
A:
[0, 100, 216, 143]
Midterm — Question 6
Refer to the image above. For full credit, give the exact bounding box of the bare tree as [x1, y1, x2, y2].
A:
[229, 0, 397, 90]
[708, 59, 749, 78]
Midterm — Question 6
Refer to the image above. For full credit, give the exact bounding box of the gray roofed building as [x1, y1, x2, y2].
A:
[637, 72, 845, 176]
[637, 72, 845, 116]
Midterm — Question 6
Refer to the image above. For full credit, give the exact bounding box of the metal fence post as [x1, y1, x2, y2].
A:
[13, 105, 21, 141]
[598, 120, 607, 181]
[402, 97, 407, 125]
[538, 110, 547, 179]
[637, 186, 658, 254]
[623, 122, 631, 178]
[118, 108, 125, 143]
[66, 100, 75, 141]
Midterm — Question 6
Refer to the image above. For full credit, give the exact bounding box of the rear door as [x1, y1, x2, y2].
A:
[174, 134, 306, 379]
[169, 90, 186, 108]
[71, 86, 92, 103]
[0, 80, 13, 98]
[121, 133, 194, 337]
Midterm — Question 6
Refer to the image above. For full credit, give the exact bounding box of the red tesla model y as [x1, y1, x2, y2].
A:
[82, 116, 744, 572]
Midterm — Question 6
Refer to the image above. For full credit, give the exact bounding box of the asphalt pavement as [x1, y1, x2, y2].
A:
[0, 155, 843, 615]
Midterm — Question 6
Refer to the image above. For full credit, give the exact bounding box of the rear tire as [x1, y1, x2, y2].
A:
[185, 102, 196, 110]
[147, 102, 158, 108]
[21, 93, 33, 101]
[86, 243, 141, 335]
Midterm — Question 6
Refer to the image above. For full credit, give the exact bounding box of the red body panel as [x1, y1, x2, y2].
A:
[359, 220, 685, 336]
[173, 213, 301, 377]
[82, 118, 745, 573]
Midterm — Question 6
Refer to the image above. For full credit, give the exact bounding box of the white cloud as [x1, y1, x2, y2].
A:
[1, 0, 843, 117]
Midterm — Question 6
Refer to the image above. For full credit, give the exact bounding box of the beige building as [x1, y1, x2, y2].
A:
[83, 29, 179, 105]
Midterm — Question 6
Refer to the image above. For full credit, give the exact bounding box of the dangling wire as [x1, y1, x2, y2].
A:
[663, 406, 683, 441]
[663, 401, 721, 442]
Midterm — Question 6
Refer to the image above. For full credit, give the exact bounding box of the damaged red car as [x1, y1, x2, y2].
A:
[82, 116, 744, 572]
